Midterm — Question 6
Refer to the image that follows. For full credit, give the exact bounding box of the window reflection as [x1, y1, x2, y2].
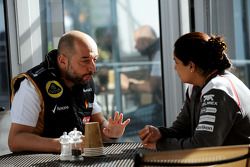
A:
[231, 0, 250, 87]
[208, 0, 250, 88]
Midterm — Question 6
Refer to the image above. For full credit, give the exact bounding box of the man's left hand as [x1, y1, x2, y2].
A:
[103, 111, 130, 138]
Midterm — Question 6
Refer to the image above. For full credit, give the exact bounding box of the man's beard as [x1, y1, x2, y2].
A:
[65, 70, 90, 85]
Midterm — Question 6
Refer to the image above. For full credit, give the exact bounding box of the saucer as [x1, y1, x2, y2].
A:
[83, 147, 105, 157]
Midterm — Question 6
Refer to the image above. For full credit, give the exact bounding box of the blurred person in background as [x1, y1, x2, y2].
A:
[122, 25, 163, 126]
[123, 25, 162, 103]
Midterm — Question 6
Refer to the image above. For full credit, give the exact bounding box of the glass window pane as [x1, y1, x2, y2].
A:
[205, 0, 250, 88]
[41, 0, 165, 141]
[231, 0, 250, 87]
[0, 0, 10, 111]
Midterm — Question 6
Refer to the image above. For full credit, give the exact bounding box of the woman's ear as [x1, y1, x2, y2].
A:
[189, 62, 195, 73]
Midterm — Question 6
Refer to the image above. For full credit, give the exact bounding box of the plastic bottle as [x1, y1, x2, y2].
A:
[59, 132, 72, 161]
[69, 128, 83, 160]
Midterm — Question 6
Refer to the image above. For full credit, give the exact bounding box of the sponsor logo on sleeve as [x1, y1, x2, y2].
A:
[199, 115, 216, 123]
[46, 80, 63, 98]
[203, 94, 214, 102]
[83, 88, 92, 93]
[196, 124, 214, 132]
[202, 94, 218, 106]
[205, 107, 217, 113]
[200, 107, 217, 114]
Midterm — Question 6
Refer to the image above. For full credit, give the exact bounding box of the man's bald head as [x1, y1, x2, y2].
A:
[134, 25, 157, 41]
[134, 25, 157, 53]
[58, 30, 98, 57]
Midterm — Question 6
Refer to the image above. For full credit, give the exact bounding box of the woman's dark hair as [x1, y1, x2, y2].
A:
[174, 32, 232, 75]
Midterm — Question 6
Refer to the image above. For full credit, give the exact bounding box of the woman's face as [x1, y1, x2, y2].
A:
[173, 55, 193, 84]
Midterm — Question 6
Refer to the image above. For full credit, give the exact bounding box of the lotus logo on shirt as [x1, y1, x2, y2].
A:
[46, 80, 63, 98]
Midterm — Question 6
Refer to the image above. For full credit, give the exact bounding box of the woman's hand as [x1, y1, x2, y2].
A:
[138, 125, 162, 150]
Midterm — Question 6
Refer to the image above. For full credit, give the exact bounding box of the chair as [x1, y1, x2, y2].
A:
[134, 144, 250, 167]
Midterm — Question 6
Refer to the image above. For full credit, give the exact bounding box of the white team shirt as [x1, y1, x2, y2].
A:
[10, 79, 102, 127]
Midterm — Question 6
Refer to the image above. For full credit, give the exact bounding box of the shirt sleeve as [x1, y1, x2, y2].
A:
[156, 89, 192, 150]
[157, 89, 240, 150]
[10, 79, 40, 127]
[92, 94, 102, 114]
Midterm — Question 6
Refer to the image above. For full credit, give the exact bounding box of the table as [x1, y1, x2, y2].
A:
[0, 142, 151, 167]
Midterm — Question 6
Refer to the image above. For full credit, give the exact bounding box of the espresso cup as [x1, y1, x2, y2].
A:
[84, 122, 103, 148]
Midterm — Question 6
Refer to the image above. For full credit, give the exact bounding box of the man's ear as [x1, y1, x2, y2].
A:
[57, 54, 68, 69]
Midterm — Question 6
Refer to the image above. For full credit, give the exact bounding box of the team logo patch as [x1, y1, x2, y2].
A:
[196, 124, 214, 132]
[46, 80, 63, 98]
[203, 94, 214, 102]
[205, 107, 217, 113]
[202, 94, 218, 106]
[199, 115, 216, 123]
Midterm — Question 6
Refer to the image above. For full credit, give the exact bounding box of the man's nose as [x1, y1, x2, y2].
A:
[89, 59, 96, 73]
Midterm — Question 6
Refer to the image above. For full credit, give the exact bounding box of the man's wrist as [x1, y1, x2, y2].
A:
[109, 137, 119, 140]
[129, 82, 136, 90]
[108, 137, 119, 143]
[100, 119, 107, 129]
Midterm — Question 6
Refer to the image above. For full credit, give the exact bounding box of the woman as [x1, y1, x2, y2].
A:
[138, 32, 250, 150]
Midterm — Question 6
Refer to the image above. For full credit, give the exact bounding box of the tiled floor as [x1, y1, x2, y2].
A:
[0, 110, 11, 155]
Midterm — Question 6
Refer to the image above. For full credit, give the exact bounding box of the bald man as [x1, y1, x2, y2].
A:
[123, 25, 162, 103]
[8, 30, 130, 153]
[134, 25, 158, 57]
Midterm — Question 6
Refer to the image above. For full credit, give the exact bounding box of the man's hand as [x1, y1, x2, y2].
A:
[103, 111, 130, 138]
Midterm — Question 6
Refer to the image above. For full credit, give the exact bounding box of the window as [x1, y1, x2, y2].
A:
[193, 0, 250, 87]
[0, 0, 10, 111]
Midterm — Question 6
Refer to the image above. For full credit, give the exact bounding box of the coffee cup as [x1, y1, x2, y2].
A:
[84, 122, 103, 148]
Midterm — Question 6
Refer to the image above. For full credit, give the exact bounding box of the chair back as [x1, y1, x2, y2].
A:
[134, 144, 250, 167]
